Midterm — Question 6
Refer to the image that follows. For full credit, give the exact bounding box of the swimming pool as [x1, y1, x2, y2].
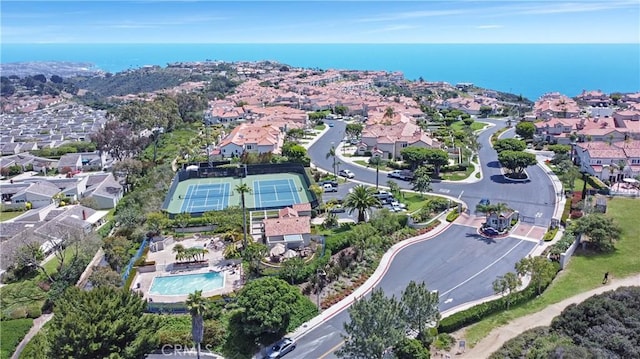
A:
[149, 272, 225, 296]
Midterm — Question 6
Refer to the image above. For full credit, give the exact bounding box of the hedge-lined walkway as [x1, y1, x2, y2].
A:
[452, 274, 640, 358]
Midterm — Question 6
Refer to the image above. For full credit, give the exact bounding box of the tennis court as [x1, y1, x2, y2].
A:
[253, 178, 302, 209]
[164, 172, 313, 215]
[179, 183, 230, 213]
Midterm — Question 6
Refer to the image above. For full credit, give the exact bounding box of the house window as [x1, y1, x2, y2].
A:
[401, 143, 408, 148]
[246, 145, 253, 150]
[632, 159, 639, 164]
[595, 160, 602, 164]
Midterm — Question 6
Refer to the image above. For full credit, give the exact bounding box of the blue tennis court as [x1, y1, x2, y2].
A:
[253, 178, 302, 208]
[179, 183, 230, 213]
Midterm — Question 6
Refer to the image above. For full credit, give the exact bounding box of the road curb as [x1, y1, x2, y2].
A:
[290, 220, 456, 341]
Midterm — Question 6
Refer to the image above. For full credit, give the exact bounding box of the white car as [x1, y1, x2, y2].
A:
[339, 169, 355, 179]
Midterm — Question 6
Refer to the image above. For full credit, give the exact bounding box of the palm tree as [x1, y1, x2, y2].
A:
[326, 145, 337, 179]
[343, 185, 381, 223]
[386, 180, 401, 199]
[186, 290, 207, 359]
[234, 183, 252, 248]
[384, 106, 395, 119]
[173, 244, 185, 262]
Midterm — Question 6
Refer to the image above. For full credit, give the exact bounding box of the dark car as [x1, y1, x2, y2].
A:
[479, 198, 491, 206]
[483, 227, 500, 236]
[264, 337, 296, 358]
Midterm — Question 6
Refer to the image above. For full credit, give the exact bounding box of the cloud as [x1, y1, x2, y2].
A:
[476, 24, 503, 29]
[357, 9, 468, 23]
[505, 1, 638, 15]
[366, 24, 422, 33]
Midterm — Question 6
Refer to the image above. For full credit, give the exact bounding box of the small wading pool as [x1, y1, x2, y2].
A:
[149, 271, 224, 296]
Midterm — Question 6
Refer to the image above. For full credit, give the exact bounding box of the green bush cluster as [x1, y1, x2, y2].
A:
[439, 265, 559, 333]
[543, 227, 559, 241]
[446, 210, 460, 222]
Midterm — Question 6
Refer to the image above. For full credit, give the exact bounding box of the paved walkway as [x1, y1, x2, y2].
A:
[454, 274, 640, 358]
[10, 313, 53, 359]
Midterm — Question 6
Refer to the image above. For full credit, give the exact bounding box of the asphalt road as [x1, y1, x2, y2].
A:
[289, 224, 537, 359]
[309, 119, 556, 224]
[291, 118, 555, 358]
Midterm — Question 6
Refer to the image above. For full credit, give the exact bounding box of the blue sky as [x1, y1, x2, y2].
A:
[2, 0, 639, 43]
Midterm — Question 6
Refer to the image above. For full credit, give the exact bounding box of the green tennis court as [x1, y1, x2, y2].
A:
[165, 172, 312, 215]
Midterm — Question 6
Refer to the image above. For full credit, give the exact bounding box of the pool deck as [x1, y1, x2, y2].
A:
[131, 236, 244, 303]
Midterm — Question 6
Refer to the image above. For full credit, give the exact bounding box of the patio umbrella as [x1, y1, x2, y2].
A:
[283, 249, 299, 259]
[270, 243, 286, 256]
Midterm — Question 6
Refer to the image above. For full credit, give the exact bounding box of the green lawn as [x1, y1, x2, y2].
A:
[0, 318, 33, 359]
[462, 197, 640, 346]
[353, 160, 395, 172]
[450, 121, 488, 132]
[314, 124, 326, 131]
[0, 211, 24, 222]
[440, 164, 475, 181]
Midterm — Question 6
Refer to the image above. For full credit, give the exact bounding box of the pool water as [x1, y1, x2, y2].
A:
[149, 272, 225, 296]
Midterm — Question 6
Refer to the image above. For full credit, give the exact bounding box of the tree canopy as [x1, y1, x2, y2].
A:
[401, 146, 429, 170]
[493, 138, 527, 153]
[571, 214, 621, 252]
[411, 166, 432, 196]
[49, 286, 160, 359]
[515, 121, 536, 139]
[338, 288, 406, 359]
[497, 150, 537, 177]
[235, 277, 312, 337]
[492, 286, 640, 359]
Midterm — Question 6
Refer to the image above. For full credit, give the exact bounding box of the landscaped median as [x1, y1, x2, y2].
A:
[449, 197, 640, 349]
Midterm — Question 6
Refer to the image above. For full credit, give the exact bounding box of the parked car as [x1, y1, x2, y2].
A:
[387, 169, 414, 181]
[339, 169, 355, 179]
[330, 205, 346, 213]
[323, 183, 338, 193]
[482, 227, 500, 236]
[319, 180, 338, 187]
[265, 338, 296, 359]
[479, 198, 491, 206]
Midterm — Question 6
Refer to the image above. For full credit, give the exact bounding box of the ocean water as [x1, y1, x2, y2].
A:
[2, 43, 639, 100]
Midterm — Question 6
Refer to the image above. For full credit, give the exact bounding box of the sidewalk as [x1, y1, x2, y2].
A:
[10, 313, 53, 359]
[457, 274, 640, 358]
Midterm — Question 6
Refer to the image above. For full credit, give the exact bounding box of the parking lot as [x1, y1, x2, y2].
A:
[320, 181, 407, 223]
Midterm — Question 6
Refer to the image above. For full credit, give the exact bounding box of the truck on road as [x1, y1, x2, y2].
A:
[387, 169, 414, 181]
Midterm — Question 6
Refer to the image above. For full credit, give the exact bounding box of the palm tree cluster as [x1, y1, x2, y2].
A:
[173, 243, 208, 262]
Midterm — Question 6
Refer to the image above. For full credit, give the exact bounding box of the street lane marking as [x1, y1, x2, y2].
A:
[535, 212, 543, 218]
[439, 238, 526, 298]
[444, 298, 453, 304]
[439, 189, 450, 193]
[318, 340, 346, 359]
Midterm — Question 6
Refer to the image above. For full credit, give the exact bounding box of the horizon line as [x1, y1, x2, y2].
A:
[2, 42, 639, 45]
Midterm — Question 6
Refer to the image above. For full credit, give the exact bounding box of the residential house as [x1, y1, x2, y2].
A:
[576, 90, 612, 107]
[218, 123, 285, 158]
[574, 141, 640, 183]
[359, 113, 440, 160]
[262, 206, 311, 250]
[83, 173, 124, 209]
[6, 181, 60, 208]
[534, 93, 580, 120]
[57, 151, 105, 173]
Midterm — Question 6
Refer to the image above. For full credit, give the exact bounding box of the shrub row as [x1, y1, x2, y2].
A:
[586, 175, 607, 190]
[439, 265, 560, 333]
[446, 210, 460, 222]
[560, 199, 572, 226]
[321, 272, 370, 309]
[543, 227, 559, 241]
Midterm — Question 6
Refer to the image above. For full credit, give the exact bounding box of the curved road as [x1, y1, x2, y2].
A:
[289, 119, 556, 359]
